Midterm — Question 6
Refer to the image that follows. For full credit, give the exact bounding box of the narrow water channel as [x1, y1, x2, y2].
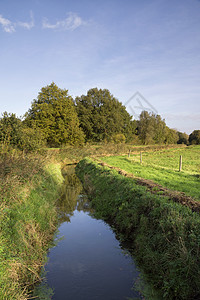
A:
[34, 167, 142, 300]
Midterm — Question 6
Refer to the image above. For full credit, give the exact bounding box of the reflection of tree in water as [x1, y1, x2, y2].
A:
[57, 167, 82, 223]
[76, 194, 93, 213]
[33, 167, 92, 298]
[57, 166, 92, 223]
[32, 280, 54, 300]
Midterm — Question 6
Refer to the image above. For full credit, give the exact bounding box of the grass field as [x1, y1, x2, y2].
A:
[100, 145, 200, 201]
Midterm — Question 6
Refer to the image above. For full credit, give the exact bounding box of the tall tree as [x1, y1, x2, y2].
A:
[138, 111, 156, 144]
[177, 131, 189, 145]
[0, 112, 45, 151]
[75, 88, 134, 142]
[0, 112, 22, 147]
[25, 83, 85, 146]
[189, 130, 200, 145]
[153, 114, 167, 144]
[138, 111, 173, 145]
[164, 127, 179, 144]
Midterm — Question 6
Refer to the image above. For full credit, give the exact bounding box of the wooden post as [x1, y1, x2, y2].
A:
[140, 151, 142, 164]
[179, 155, 182, 171]
[128, 149, 131, 157]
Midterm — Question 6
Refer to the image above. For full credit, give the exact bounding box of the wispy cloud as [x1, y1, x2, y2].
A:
[42, 12, 87, 31]
[18, 11, 34, 30]
[0, 12, 86, 33]
[0, 15, 15, 33]
[0, 12, 34, 33]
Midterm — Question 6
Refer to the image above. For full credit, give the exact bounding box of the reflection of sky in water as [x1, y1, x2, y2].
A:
[44, 210, 141, 300]
[33, 168, 142, 299]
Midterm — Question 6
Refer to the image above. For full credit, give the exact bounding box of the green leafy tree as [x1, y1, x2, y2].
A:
[25, 83, 85, 146]
[164, 127, 179, 144]
[138, 111, 157, 144]
[153, 114, 167, 144]
[177, 131, 189, 145]
[75, 88, 134, 142]
[189, 130, 200, 145]
[124, 119, 138, 143]
[0, 112, 22, 148]
[18, 127, 46, 151]
[0, 112, 45, 152]
[138, 111, 177, 145]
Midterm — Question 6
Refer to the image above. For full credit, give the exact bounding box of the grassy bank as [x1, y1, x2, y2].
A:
[76, 157, 200, 299]
[100, 145, 200, 200]
[0, 152, 64, 299]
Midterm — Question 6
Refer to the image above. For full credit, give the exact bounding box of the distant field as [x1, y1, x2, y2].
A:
[100, 145, 200, 201]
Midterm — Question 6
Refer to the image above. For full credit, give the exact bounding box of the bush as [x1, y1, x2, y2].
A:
[112, 133, 126, 144]
[18, 127, 46, 151]
[0, 112, 46, 152]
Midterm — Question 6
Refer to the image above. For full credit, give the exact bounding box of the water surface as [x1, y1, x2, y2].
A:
[35, 169, 142, 300]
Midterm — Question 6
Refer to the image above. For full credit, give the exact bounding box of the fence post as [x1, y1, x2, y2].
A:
[140, 152, 142, 164]
[179, 155, 182, 171]
[128, 149, 131, 157]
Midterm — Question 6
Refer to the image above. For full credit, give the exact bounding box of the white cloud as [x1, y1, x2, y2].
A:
[0, 12, 34, 33]
[42, 12, 87, 31]
[0, 12, 85, 33]
[0, 15, 15, 33]
[18, 11, 34, 30]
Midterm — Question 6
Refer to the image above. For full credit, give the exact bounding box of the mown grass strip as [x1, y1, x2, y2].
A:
[76, 157, 200, 300]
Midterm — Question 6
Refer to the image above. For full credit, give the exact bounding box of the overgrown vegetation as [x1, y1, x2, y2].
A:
[76, 158, 200, 299]
[0, 151, 64, 299]
[100, 145, 200, 200]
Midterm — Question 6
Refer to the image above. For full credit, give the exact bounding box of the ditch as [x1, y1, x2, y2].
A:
[33, 167, 143, 300]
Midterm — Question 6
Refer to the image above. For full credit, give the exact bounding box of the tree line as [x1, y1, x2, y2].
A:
[0, 82, 199, 151]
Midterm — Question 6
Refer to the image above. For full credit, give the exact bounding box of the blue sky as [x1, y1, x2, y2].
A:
[0, 0, 199, 134]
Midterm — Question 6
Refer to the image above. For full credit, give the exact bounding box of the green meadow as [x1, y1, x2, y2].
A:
[100, 145, 200, 201]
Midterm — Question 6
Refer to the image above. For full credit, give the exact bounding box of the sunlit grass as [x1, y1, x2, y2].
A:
[100, 145, 200, 201]
[0, 152, 63, 299]
[76, 157, 200, 299]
